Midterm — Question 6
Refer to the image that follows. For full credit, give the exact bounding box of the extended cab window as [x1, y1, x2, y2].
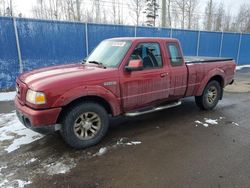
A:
[130, 43, 162, 69]
[167, 43, 183, 66]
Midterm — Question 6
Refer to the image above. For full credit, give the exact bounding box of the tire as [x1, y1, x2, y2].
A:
[60, 102, 109, 149]
[195, 80, 222, 110]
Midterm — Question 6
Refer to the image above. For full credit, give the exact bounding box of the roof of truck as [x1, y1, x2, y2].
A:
[107, 37, 179, 43]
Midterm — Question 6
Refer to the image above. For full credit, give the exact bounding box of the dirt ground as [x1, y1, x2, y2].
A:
[0, 69, 250, 188]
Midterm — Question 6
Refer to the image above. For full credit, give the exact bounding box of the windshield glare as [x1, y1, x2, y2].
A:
[86, 40, 132, 67]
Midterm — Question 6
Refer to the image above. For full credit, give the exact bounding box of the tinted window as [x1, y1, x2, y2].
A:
[130, 43, 162, 69]
[167, 43, 183, 66]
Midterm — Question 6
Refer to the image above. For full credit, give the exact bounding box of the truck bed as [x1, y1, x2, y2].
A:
[185, 56, 233, 64]
[184, 56, 235, 97]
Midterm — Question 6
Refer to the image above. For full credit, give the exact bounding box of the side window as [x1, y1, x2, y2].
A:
[167, 43, 183, 66]
[130, 43, 162, 69]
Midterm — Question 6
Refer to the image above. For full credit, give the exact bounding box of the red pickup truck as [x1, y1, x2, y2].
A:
[15, 37, 236, 148]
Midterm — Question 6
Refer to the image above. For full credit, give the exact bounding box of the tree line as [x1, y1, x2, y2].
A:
[0, 0, 250, 33]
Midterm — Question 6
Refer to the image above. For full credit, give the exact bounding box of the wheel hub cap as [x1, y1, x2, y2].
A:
[73, 112, 101, 140]
[82, 121, 92, 130]
[207, 86, 217, 104]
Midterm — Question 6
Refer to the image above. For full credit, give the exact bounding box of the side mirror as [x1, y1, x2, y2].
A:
[125, 59, 143, 72]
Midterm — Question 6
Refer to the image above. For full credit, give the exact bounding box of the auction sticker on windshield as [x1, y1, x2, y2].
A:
[111, 42, 126, 47]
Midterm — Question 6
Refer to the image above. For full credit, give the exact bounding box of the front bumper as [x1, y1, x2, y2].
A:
[15, 97, 62, 133]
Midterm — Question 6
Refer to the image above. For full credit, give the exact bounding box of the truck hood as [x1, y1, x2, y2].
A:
[19, 63, 118, 90]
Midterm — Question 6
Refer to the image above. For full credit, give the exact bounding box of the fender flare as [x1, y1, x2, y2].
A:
[196, 68, 225, 96]
[52, 85, 121, 116]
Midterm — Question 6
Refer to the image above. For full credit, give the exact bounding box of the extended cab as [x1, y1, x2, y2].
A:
[15, 37, 236, 148]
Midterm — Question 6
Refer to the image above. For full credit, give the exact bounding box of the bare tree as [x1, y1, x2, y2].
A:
[236, 5, 250, 32]
[0, 0, 7, 16]
[185, 0, 199, 29]
[75, 0, 81, 21]
[223, 9, 232, 32]
[203, 0, 215, 31]
[48, 0, 61, 20]
[173, 0, 187, 29]
[129, 0, 144, 26]
[144, 0, 159, 27]
[94, 0, 100, 23]
[112, 0, 117, 24]
[214, 2, 224, 31]
[32, 0, 47, 19]
[167, 0, 172, 27]
[111, 0, 123, 24]
[161, 0, 172, 27]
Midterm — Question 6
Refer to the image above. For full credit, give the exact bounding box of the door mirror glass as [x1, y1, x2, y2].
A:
[125, 59, 143, 72]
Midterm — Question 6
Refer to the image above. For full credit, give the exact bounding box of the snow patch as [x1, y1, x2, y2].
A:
[16, 179, 32, 188]
[46, 161, 76, 175]
[204, 119, 218, 125]
[195, 117, 240, 128]
[232, 122, 239, 126]
[125, 141, 142, 146]
[0, 166, 7, 173]
[25, 158, 37, 165]
[92, 139, 142, 157]
[0, 179, 8, 187]
[195, 118, 218, 127]
[96, 147, 108, 156]
[195, 120, 209, 127]
[236, 65, 250, 70]
[0, 91, 16, 101]
[0, 112, 43, 153]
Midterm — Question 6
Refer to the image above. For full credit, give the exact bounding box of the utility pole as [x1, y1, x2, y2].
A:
[76, 0, 81, 21]
[10, 0, 13, 16]
[162, 0, 166, 27]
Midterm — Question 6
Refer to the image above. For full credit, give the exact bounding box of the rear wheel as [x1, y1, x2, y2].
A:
[195, 80, 222, 110]
[60, 102, 109, 149]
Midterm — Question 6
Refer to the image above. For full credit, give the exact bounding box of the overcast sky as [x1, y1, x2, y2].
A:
[13, 0, 250, 18]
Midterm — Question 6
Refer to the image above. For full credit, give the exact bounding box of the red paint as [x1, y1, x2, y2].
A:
[15, 37, 236, 127]
[15, 97, 61, 126]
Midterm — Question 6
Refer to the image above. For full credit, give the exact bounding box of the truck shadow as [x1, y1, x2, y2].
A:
[5, 97, 225, 157]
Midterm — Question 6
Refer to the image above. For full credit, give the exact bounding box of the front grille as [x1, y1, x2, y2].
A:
[16, 83, 21, 99]
[16, 79, 28, 105]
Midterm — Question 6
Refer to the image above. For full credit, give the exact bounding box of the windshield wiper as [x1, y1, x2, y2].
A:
[82, 59, 87, 64]
[88, 61, 106, 68]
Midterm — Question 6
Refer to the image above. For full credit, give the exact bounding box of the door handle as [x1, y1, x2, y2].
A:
[160, 73, 168, 77]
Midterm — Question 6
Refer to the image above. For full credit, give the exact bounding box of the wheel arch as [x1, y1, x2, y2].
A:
[209, 75, 224, 88]
[196, 69, 225, 96]
[57, 95, 114, 124]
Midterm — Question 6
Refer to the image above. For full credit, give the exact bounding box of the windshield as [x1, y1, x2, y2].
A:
[85, 40, 132, 67]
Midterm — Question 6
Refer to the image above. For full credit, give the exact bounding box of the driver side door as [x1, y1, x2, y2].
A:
[120, 42, 170, 111]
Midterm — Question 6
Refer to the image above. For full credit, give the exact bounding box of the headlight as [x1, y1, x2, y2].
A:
[26, 89, 46, 104]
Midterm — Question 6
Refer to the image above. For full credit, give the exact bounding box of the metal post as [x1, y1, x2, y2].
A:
[13, 17, 23, 73]
[134, 25, 137, 37]
[219, 32, 224, 57]
[196, 30, 201, 56]
[170, 28, 173, 38]
[236, 33, 242, 65]
[85, 22, 89, 56]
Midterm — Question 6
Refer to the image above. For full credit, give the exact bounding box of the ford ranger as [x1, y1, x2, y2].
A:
[15, 37, 236, 149]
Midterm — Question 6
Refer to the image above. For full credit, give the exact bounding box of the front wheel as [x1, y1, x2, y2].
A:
[60, 102, 109, 149]
[195, 80, 222, 110]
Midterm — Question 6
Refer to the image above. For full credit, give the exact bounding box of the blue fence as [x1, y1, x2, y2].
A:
[0, 16, 249, 90]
